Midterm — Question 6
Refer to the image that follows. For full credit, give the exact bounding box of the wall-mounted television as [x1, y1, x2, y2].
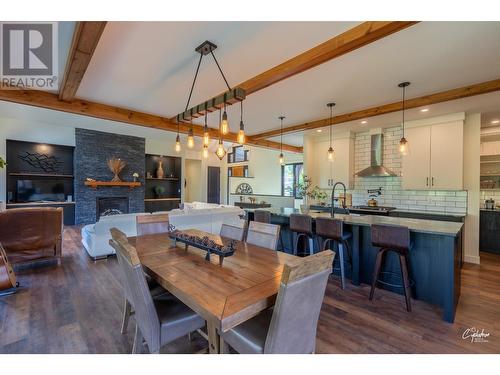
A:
[16, 179, 66, 202]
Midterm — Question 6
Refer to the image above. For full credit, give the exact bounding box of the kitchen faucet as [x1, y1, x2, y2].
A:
[331, 181, 349, 218]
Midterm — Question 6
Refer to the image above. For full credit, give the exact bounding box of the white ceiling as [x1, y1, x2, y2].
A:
[72, 21, 500, 141]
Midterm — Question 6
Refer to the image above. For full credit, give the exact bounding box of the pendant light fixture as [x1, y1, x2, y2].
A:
[327, 102, 336, 161]
[202, 144, 209, 159]
[220, 97, 229, 135]
[278, 116, 285, 165]
[237, 101, 246, 144]
[175, 120, 181, 153]
[215, 108, 227, 160]
[175, 40, 246, 153]
[398, 81, 410, 156]
[187, 119, 194, 148]
[203, 105, 210, 147]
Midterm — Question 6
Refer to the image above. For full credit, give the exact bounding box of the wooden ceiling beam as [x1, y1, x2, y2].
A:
[58, 22, 107, 102]
[0, 88, 302, 153]
[239, 21, 418, 95]
[251, 78, 500, 140]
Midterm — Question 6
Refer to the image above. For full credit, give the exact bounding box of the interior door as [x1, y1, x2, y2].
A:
[401, 126, 431, 189]
[430, 121, 464, 190]
[207, 166, 221, 204]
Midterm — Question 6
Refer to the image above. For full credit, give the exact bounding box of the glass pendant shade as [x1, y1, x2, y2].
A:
[203, 126, 210, 146]
[220, 111, 229, 135]
[237, 120, 246, 144]
[216, 141, 226, 160]
[327, 146, 335, 161]
[399, 137, 409, 156]
[202, 145, 209, 159]
[279, 153, 284, 165]
[187, 129, 194, 149]
[175, 134, 181, 152]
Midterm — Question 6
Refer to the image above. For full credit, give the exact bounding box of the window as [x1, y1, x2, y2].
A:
[227, 145, 249, 163]
[281, 163, 304, 199]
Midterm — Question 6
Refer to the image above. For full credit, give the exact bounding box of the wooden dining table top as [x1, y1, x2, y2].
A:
[128, 229, 299, 333]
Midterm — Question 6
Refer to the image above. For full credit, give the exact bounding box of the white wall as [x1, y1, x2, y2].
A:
[185, 159, 202, 202]
[463, 113, 481, 264]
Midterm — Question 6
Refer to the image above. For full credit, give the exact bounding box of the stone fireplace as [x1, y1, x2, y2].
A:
[96, 196, 129, 221]
[74, 128, 145, 225]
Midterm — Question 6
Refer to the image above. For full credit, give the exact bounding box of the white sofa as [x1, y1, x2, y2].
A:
[81, 202, 244, 259]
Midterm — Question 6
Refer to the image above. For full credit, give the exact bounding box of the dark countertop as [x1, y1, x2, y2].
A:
[480, 208, 500, 213]
[309, 204, 466, 218]
[248, 207, 463, 236]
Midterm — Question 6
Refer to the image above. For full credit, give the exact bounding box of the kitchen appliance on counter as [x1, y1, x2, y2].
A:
[485, 198, 496, 210]
[350, 205, 397, 216]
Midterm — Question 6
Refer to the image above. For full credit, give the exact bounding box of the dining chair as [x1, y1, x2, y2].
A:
[109, 228, 205, 354]
[136, 213, 170, 236]
[220, 250, 335, 354]
[119, 216, 171, 334]
[246, 221, 281, 250]
[220, 221, 246, 241]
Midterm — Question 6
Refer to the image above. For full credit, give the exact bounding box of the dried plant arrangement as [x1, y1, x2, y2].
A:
[107, 157, 126, 182]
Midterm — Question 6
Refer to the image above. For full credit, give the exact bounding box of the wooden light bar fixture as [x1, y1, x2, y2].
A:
[176, 87, 246, 123]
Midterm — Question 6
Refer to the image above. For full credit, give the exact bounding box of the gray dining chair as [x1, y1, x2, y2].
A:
[246, 221, 281, 250]
[220, 221, 246, 241]
[220, 250, 335, 354]
[109, 228, 205, 354]
[136, 213, 170, 236]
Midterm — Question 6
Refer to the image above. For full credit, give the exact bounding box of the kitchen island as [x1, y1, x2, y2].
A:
[246, 207, 464, 323]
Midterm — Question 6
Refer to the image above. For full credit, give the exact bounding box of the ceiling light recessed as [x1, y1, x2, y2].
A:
[491, 120, 500, 124]
[360, 120, 368, 124]
[420, 108, 429, 112]
[316, 129, 323, 133]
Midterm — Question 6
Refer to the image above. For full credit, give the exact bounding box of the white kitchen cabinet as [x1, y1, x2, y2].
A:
[402, 118, 464, 190]
[314, 136, 354, 189]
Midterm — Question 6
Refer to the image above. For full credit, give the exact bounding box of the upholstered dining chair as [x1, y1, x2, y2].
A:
[119, 214, 171, 334]
[220, 221, 246, 241]
[220, 250, 335, 354]
[136, 213, 170, 236]
[246, 221, 281, 251]
[109, 228, 205, 354]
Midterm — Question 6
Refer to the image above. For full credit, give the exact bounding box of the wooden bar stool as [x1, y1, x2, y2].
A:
[369, 224, 413, 312]
[315, 217, 352, 289]
[254, 210, 285, 251]
[289, 214, 314, 257]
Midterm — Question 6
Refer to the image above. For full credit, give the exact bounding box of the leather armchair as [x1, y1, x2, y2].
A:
[0, 207, 63, 265]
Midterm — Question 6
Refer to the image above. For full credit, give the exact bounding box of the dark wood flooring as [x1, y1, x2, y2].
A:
[1, 226, 499, 354]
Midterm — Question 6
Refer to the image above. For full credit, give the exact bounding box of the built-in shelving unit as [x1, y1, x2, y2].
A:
[144, 154, 182, 212]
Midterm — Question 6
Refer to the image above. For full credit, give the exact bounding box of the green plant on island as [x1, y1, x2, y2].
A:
[295, 175, 312, 199]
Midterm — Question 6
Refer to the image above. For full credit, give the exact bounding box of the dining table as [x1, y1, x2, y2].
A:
[128, 228, 299, 353]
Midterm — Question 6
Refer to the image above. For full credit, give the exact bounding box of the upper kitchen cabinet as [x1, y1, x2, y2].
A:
[314, 134, 355, 189]
[402, 113, 464, 190]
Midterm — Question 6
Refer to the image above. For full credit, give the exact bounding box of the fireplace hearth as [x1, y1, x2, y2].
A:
[96, 197, 129, 221]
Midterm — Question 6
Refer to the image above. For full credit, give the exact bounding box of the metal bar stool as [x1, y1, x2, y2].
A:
[369, 224, 413, 312]
[254, 210, 285, 251]
[289, 214, 314, 257]
[315, 217, 352, 289]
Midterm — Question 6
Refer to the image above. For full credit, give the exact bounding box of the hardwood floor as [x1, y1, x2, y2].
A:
[1, 226, 499, 354]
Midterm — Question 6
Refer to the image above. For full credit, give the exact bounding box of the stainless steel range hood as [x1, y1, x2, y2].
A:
[355, 133, 397, 177]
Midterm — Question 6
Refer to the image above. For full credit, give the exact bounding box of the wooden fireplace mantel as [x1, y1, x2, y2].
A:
[84, 181, 141, 189]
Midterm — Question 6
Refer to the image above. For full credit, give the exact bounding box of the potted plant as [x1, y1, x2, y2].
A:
[154, 185, 166, 199]
[311, 187, 328, 206]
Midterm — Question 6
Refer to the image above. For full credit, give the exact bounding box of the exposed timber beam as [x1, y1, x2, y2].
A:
[238, 21, 418, 95]
[59, 21, 107, 102]
[0, 88, 302, 153]
[170, 21, 418, 122]
[251, 78, 500, 140]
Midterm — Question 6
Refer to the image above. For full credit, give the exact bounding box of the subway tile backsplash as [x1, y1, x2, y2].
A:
[322, 126, 468, 214]
[480, 190, 500, 207]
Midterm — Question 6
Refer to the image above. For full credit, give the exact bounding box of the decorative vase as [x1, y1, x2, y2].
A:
[107, 158, 126, 182]
[157, 160, 164, 179]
